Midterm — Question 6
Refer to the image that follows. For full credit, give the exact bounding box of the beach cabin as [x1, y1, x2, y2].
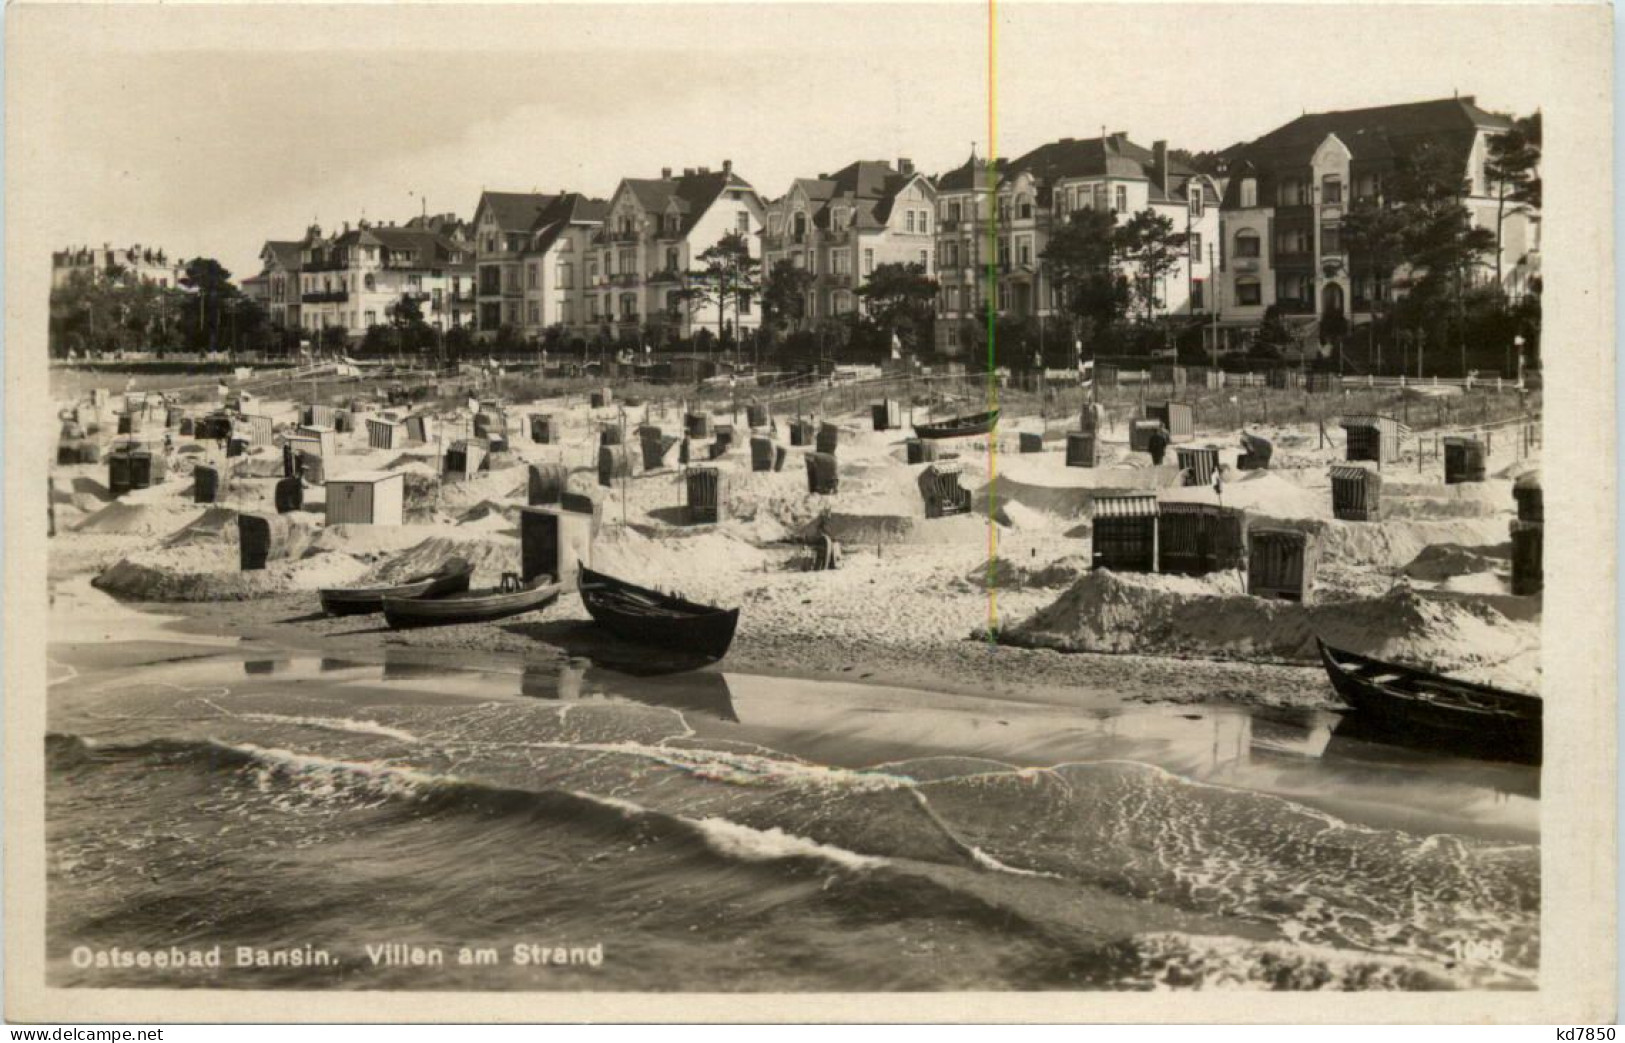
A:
[366, 418, 406, 451]
[750, 436, 774, 473]
[805, 453, 839, 495]
[325, 471, 405, 526]
[274, 476, 303, 513]
[301, 404, 336, 427]
[919, 463, 972, 520]
[240, 414, 276, 449]
[713, 425, 736, 451]
[519, 506, 592, 586]
[473, 410, 508, 442]
[590, 388, 612, 409]
[1248, 527, 1319, 602]
[599, 423, 624, 447]
[1150, 364, 1188, 391]
[1145, 401, 1194, 443]
[527, 463, 568, 506]
[1066, 432, 1097, 468]
[405, 414, 437, 445]
[1443, 436, 1487, 485]
[1175, 446, 1221, 487]
[815, 423, 840, 456]
[1330, 464, 1382, 521]
[106, 443, 166, 497]
[115, 412, 144, 436]
[192, 465, 219, 504]
[294, 424, 338, 459]
[560, 489, 604, 536]
[789, 420, 815, 447]
[685, 467, 727, 524]
[685, 412, 713, 439]
[1340, 415, 1402, 466]
[1090, 494, 1159, 573]
[1514, 471, 1543, 522]
[443, 439, 488, 481]
[238, 513, 286, 571]
[1158, 504, 1249, 577]
[1511, 520, 1543, 596]
[529, 413, 554, 444]
[872, 400, 902, 432]
[1237, 433, 1273, 471]
[284, 433, 323, 470]
[1305, 372, 1343, 394]
[1129, 419, 1165, 453]
[746, 404, 769, 429]
[598, 445, 634, 487]
[907, 438, 940, 465]
[1019, 432, 1044, 454]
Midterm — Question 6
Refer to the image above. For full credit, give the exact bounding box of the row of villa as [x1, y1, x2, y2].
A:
[238, 94, 1538, 357]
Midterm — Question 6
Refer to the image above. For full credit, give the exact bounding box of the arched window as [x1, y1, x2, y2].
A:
[1234, 230, 1261, 258]
[665, 248, 679, 272]
[1016, 194, 1033, 220]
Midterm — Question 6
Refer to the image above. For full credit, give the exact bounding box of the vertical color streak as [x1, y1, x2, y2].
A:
[984, 0, 1000, 641]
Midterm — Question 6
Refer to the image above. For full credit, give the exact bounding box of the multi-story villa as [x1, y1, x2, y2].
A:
[256, 240, 304, 331]
[296, 220, 476, 338]
[931, 135, 1220, 357]
[1215, 96, 1540, 344]
[759, 159, 938, 325]
[584, 162, 766, 343]
[51, 244, 184, 290]
[515, 194, 609, 340]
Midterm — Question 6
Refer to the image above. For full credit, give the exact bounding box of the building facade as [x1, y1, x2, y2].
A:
[1214, 96, 1540, 347]
[931, 135, 1220, 357]
[256, 240, 304, 330]
[297, 220, 475, 338]
[52, 244, 184, 290]
[759, 159, 938, 325]
[517, 194, 608, 340]
[581, 162, 767, 343]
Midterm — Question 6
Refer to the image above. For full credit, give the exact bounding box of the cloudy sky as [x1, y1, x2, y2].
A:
[10, 3, 1564, 281]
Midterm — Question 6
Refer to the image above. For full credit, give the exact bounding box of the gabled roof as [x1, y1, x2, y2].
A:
[1221, 96, 1514, 207]
[934, 152, 1006, 193]
[1003, 135, 1170, 184]
[526, 193, 609, 254]
[618, 168, 757, 238]
[476, 191, 558, 232]
[261, 240, 302, 271]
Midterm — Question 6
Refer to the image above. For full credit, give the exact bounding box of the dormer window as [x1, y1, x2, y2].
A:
[1240, 178, 1258, 208]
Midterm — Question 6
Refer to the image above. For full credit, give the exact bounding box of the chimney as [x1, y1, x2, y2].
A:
[683, 167, 696, 177]
[722, 159, 733, 174]
[898, 158, 915, 176]
[1153, 140, 1169, 200]
[662, 167, 672, 179]
[698, 165, 710, 174]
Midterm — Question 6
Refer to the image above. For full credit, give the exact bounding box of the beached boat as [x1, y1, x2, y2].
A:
[1316, 639, 1541, 765]
[319, 557, 474, 616]
[913, 409, 999, 440]
[382, 572, 561, 629]
[578, 567, 740, 662]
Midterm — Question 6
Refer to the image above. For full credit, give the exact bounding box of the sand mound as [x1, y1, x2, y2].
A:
[94, 547, 367, 602]
[164, 507, 241, 548]
[1003, 570, 1538, 689]
[1317, 517, 1509, 569]
[1401, 542, 1512, 582]
[965, 555, 1087, 591]
[73, 501, 197, 538]
[1163, 470, 1328, 520]
[362, 535, 520, 586]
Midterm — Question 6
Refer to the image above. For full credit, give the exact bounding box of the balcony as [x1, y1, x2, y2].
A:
[616, 313, 641, 324]
[612, 272, 640, 287]
[939, 218, 960, 232]
[648, 268, 682, 283]
[609, 230, 642, 244]
[823, 229, 851, 246]
[302, 290, 348, 304]
[302, 258, 345, 273]
[823, 272, 853, 288]
[762, 234, 785, 250]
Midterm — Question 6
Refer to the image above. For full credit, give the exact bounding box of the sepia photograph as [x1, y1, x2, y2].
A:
[4, 0, 1615, 1023]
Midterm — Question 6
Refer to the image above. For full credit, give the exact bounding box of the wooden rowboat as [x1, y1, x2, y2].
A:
[578, 567, 740, 663]
[913, 409, 999, 440]
[319, 557, 474, 616]
[382, 571, 561, 629]
[1317, 638, 1541, 766]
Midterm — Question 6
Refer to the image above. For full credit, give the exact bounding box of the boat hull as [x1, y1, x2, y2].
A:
[913, 409, 999, 440]
[382, 578, 560, 629]
[319, 561, 474, 616]
[579, 567, 740, 662]
[1317, 639, 1541, 766]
